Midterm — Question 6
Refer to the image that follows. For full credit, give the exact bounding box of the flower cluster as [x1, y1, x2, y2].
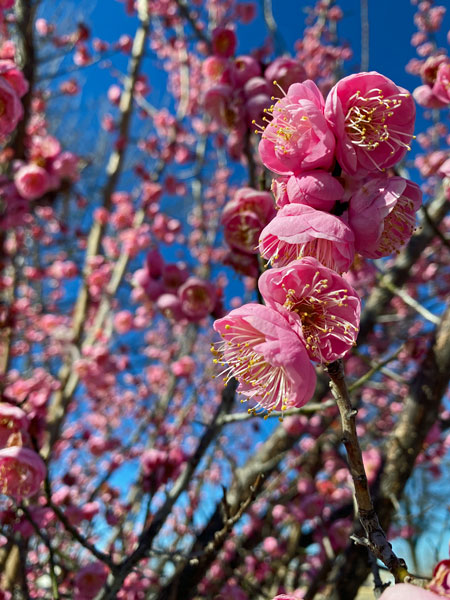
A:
[202, 26, 308, 157]
[214, 71, 421, 415]
[133, 248, 222, 323]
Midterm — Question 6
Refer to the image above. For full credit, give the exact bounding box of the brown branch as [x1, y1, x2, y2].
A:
[326, 360, 409, 581]
[325, 303, 450, 599]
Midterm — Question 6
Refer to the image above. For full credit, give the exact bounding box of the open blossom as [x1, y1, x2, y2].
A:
[0, 60, 29, 98]
[348, 176, 422, 258]
[213, 304, 316, 413]
[14, 164, 50, 200]
[258, 257, 361, 363]
[432, 62, 450, 104]
[0, 446, 46, 500]
[178, 277, 216, 320]
[258, 80, 336, 175]
[211, 27, 237, 58]
[221, 187, 276, 254]
[0, 403, 29, 448]
[259, 204, 355, 273]
[74, 562, 109, 600]
[429, 559, 450, 597]
[413, 84, 449, 109]
[264, 56, 307, 93]
[0, 76, 23, 136]
[325, 71, 415, 175]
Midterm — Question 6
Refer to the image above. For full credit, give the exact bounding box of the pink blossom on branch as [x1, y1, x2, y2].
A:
[258, 258, 361, 363]
[0, 403, 29, 448]
[348, 175, 422, 258]
[74, 562, 109, 600]
[213, 303, 316, 413]
[258, 203, 355, 273]
[221, 186, 276, 254]
[325, 71, 416, 175]
[0, 446, 46, 500]
[432, 62, 450, 104]
[258, 80, 336, 175]
[0, 76, 23, 136]
[14, 164, 50, 200]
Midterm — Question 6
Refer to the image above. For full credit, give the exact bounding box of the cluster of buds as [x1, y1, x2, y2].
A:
[140, 446, 186, 493]
[202, 26, 307, 158]
[214, 71, 421, 416]
[133, 248, 221, 322]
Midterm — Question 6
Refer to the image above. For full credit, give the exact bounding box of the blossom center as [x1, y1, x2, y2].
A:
[345, 88, 411, 155]
[281, 271, 356, 361]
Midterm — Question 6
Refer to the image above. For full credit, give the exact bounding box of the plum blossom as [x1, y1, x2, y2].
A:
[0, 403, 29, 448]
[428, 559, 450, 597]
[432, 62, 450, 104]
[74, 562, 109, 600]
[0, 446, 46, 500]
[221, 187, 276, 254]
[258, 80, 336, 175]
[178, 277, 216, 320]
[258, 258, 361, 363]
[213, 303, 316, 413]
[14, 164, 50, 200]
[348, 176, 422, 258]
[259, 204, 355, 272]
[325, 71, 416, 175]
[264, 57, 307, 93]
[0, 76, 23, 136]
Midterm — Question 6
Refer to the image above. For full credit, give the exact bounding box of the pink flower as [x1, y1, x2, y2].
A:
[0, 76, 23, 136]
[0, 403, 29, 448]
[113, 310, 134, 334]
[348, 176, 422, 258]
[429, 559, 450, 596]
[212, 27, 237, 58]
[420, 55, 449, 85]
[157, 293, 185, 321]
[264, 57, 307, 93]
[259, 204, 355, 273]
[0, 446, 46, 500]
[432, 63, 450, 104]
[325, 72, 416, 175]
[258, 257, 361, 363]
[234, 55, 261, 87]
[0, 60, 28, 98]
[51, 151, 79, 181]
[413, 85, 449, 109]
[258, 81, 336, 175]
[14, 164, 50, 200]
[171, 356, 196, 378]
[178, 277, 216, 320]
[221, 187, 276, 254]
[283, 170, 345, 211]
[74, 562, 109, 600]
[213, 304, 316, 412]
[379, 583, 441, 600]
